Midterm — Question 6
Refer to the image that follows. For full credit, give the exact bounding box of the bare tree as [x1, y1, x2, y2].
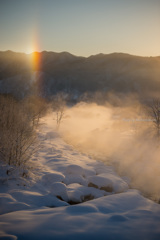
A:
[52, 93, 66, 129]
[23, 95, 47, 128]
[148, 98, 160, 139]
[0, 95, 38, 170]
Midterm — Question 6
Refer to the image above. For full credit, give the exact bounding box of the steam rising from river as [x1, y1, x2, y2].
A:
[60, 101, 160, 201]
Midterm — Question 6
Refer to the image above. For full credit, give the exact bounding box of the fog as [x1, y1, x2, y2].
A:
[59, 99, 160, 202]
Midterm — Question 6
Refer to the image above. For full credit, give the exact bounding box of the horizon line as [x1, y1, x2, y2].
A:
[0, 49, 160, 58]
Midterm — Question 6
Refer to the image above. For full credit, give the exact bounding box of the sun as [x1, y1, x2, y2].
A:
[26, 27, 42, 70]
[24, 46, 34, 54]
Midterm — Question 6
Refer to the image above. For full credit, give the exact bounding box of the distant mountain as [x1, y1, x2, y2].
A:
[0, 51, 160, 100]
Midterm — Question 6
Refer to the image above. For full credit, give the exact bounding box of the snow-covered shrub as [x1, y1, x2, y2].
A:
[0, 95, 38, 169]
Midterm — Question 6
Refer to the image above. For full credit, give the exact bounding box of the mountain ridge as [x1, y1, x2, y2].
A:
[0, 50, 160, 100]
[1, 50, 160, 58]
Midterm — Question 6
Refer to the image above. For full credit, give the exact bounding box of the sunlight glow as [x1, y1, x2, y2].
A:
[31, 51, 41, 71]
[29, 29, 42, 71]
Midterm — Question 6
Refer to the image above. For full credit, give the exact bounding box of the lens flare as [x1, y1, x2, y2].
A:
[31, 51, 41, 71]
[27, 30, 43, 95]
[29, 28, 42, 72]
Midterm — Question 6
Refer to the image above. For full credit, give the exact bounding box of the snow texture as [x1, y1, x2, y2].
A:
[0, 114, 160, 240]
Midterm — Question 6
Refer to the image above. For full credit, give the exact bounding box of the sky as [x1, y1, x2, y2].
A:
[0, 0, 160, 57]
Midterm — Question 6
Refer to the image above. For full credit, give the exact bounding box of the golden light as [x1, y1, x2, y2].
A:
[31, 51, 41, 71]
[28, 28, 42, 72]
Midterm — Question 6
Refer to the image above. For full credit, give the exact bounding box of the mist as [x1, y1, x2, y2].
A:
[59, 98, 160, 202]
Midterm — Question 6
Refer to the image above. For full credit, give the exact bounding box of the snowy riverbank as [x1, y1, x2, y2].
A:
[0, 115, 160, 240]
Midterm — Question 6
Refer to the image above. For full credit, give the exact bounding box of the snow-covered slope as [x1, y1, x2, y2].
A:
[0, 114, 160, 240]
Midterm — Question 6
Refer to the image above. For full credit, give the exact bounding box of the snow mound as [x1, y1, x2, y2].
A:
[41, 172, 65, 185]
[65, 164, 84, 175]
[63, 174, 87, 186]
[83, 168, 96, 177]
[64, 164, 96, 186]
[67, 183, 107, 203]
[50, 182, 69, 202]
[1, 202, 30, 215]
[10, 190, 69, 208]
[66, 203, 99, 214]
[88, 173, 128, 193]
[0, 193, 30, 215]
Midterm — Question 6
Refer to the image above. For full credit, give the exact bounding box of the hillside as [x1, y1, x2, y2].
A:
[0, 51, 160, 100]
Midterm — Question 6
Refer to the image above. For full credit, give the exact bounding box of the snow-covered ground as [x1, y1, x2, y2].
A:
[0, 114, 160, 240]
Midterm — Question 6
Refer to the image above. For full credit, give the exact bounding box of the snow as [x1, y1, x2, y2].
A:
[0, 193, 30, 215]
[50, 182, 69, 202]
[67, 183, 107, 203]
[65, 164, 84, 175]
[88, 173, 128, 193]
[0, 190, 160, 240]
[41, 172, 65, 185]
[64, 174, 87, 186]
[0, 114, 160, 239]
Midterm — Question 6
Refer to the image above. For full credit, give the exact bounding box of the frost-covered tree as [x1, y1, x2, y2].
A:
[0, 95, 38, 169]
[148, 98, 160, 139]
[23, 95, 47, 128]
[51, 93, 66, 129]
